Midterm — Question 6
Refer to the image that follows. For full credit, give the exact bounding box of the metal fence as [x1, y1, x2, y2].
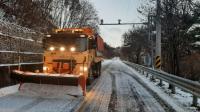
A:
[124, 61, 200, 106]
[0, 20, 44, 67]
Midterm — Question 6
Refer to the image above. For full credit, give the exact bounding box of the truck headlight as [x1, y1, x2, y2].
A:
[60, 47, 65, 51]
[43, 66, 48, 71]
[49, 47, 55, 51]
[70, 47, 76, 52]
[80, 66, 87, 72]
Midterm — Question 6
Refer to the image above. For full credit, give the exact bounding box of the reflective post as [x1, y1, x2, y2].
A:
[192, 95, 198, 107]
[171, 85, 176, 94]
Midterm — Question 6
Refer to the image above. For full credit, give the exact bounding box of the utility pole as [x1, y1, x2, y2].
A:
[148, 15, 154, 69]
[156, 0, 162, 85]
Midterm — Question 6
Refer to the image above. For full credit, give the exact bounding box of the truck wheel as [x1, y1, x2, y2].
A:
[87, 68, 93, 85]
[93, 64, 99, 78]
[96, 63, 99, 77]
[98, 62, 102, 76]
[97, 62, 101, 77]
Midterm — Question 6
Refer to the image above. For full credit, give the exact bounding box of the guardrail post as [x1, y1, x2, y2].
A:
[150, 76, 155, 81]
[171, 85, 176, 94]
[146, 72, 148, 77]
[192, 95, 198, 107]
[159, 79, 163, 86]
[142, 70, 144, 75]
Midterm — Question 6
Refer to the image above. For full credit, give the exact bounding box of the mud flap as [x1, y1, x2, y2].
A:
[18, 82, 23, 90]
[78, 75, 86, 96]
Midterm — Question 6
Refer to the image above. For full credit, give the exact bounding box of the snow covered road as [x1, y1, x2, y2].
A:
[79, 59, 167, 112]
[0, 83, 84, 112]
[0, 59, 179, 112]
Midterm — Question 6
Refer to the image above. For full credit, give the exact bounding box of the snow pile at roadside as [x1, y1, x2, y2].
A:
[153, 80, 200, 110]
[0, 83, 83, 112]
[0, 84, 19, 97]
[0, 83, 83, 99]
[116, 59, 199, 112]
[18, 83, 83, 98]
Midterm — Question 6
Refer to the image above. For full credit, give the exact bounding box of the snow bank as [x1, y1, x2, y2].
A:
[0, 83, 84, 112]
[18, 83, 83, 99]
[0, 84, 19, 97]
[154, 80, 200, 111]
[0, 83, 82, 99]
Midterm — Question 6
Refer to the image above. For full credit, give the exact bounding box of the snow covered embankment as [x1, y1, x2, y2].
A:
[122, 60, 200, 112]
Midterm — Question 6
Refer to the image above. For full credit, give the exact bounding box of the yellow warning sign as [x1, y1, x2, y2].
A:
[155, 56, 161, 69]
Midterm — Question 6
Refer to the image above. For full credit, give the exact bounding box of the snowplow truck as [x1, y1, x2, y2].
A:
[11, 28, 104, 96]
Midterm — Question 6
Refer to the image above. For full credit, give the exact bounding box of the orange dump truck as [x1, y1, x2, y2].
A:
[11, 28, 104, 96]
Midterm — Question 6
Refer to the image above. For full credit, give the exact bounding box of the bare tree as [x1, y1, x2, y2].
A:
[138, 0, 200, 80]
[67, 0, 99, 33]
[0, 0, 99, 32]
[121, 26, 149, 64]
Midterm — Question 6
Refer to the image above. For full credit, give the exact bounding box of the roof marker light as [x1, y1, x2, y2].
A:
[80, 35, 85, 37]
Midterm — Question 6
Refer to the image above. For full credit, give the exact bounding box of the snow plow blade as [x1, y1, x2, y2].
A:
[10, 70, 86, 96]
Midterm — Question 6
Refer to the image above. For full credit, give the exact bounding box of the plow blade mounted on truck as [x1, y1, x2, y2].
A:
[11, 70, 86, 95]
[10, 28, 104, 96]
[11, 70, 84, 86]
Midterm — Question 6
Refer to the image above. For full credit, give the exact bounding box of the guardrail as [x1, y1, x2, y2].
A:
[124, 61, 200, 106]
[0, 62, 43, 67]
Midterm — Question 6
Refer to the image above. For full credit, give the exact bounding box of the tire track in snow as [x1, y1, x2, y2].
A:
[108, 72, 117, 112]
[127, 80, 146, 112]
[122, 71, 173, 112]
[76, 63, 112, 112]
[108, 60, 166, 112]
[115, 71, 147, 112]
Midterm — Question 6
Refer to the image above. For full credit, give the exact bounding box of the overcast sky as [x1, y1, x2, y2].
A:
[90, 0, 143, 47]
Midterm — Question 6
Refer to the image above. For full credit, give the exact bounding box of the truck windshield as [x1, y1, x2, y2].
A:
[45, 34, 88, 52]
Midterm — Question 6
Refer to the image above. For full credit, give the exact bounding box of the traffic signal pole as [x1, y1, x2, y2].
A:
[100, 19, 147, 25]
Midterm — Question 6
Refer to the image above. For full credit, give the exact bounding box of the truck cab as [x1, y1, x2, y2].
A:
[43, 28, 104, 80]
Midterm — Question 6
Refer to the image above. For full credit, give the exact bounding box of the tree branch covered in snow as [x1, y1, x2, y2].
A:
[0, 0, 99, 33]
[0, 19, 43, 41]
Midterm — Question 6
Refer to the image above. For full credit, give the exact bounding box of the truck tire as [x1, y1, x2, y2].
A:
[92, 63, 98, 78]
[98, 61, 102, 76]
[87, 68, 93, 85]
